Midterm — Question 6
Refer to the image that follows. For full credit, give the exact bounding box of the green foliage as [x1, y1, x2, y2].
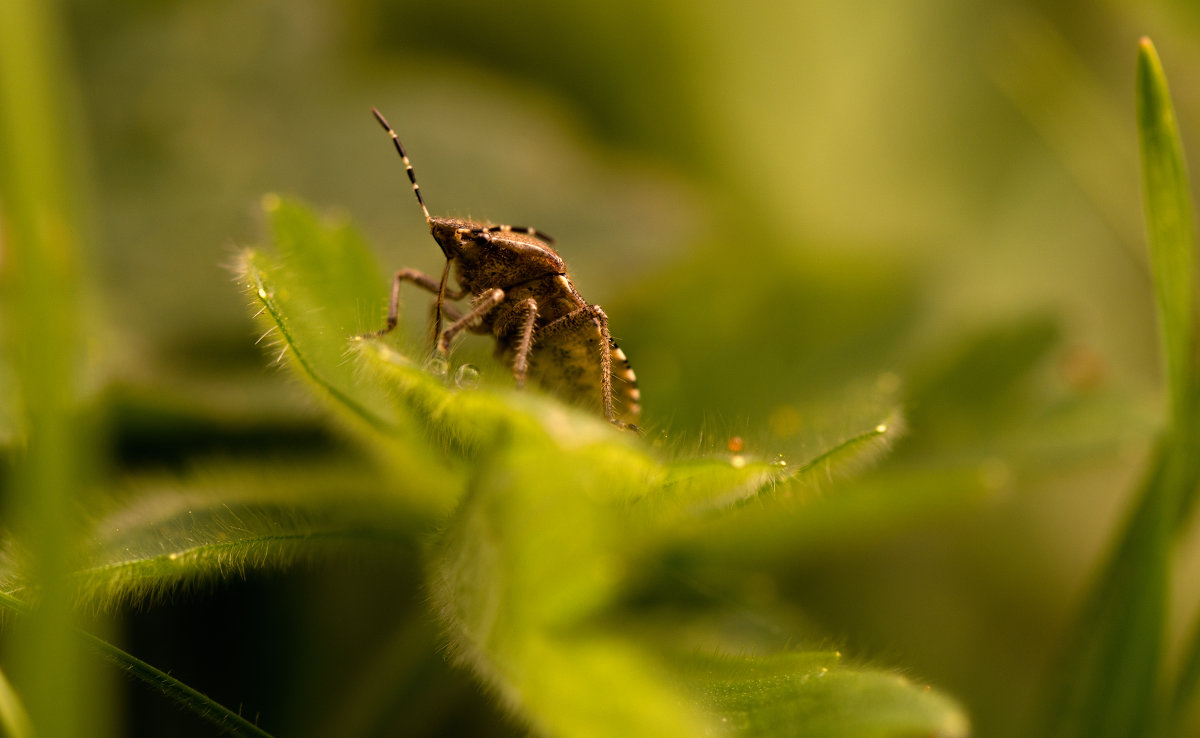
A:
[230, 198, 969, 736]
[0, 0, 95, 735]
[0, 664, 32, 738]
[0, 193, 975, 736]
[1039, 38, 1200, 738]
[7, 2, 1200, 733]
[0, 591, 273, 738]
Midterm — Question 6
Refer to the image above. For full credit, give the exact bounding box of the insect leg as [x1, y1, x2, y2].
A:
[537, 304, 616, 424]
[510, 298, 538, 389]
[438, 288, 506, 356]
[364, 267, 466, 337]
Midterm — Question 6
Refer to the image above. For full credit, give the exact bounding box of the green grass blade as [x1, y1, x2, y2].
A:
[1137, 38, 1199, 450]
[0, 0, 96, 734]
[0, 592, 274, 738]
[1042, 448, 1172, 738]
[1040, 38, 1200, 738]
[1172, 604, 1200, 730]
[1136, 33, 1200, 736]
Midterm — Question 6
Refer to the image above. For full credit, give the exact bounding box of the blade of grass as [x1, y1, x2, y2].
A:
[0, 0, 97, 735]
[1040, 37, 1200, 738]
[0, 592, 275, 738]
[1138, 36, 1200, 737]
[1135, 30, 1200, 734]
[1137, 38, 1200, 470]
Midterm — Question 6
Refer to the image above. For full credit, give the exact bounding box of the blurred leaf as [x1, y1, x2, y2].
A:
[660, 463, 1001, 573]
[429, 441, 969, 738]
[668, 650, 969, 738]
[0, 664, 32, 738]
[985, 11, 1141, 251]
[0, 591, 275, 738]
[618, 239, 921, 435]
[0, 463, 428, 612]
[903, 314, 1060, 452]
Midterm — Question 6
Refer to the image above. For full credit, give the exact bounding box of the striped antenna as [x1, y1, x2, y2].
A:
[371, 107, 432, 224]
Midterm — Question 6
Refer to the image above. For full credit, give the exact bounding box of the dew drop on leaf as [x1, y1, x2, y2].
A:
[425, 356, 449, 379]
[455, 363, 480, 389]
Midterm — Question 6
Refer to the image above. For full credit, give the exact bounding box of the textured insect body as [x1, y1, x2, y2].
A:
[369, 108, 640, 430]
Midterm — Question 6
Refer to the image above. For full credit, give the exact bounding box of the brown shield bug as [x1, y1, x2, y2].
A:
[367, 108, 641, 431]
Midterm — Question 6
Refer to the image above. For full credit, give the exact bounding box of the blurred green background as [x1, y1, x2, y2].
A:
[6, 0, 1200, 735]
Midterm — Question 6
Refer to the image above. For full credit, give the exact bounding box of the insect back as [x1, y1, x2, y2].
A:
[367, 108, 641, 430]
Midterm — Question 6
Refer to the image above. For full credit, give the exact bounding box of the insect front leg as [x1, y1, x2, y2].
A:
[509, 298, 539, 389]
[438, 288, 506, 357]
[537, 304, 617, 424]
[367, 267, 466, 337]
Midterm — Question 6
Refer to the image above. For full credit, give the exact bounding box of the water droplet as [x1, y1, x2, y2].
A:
[730, 454, 746, 469]
[257, 288, 267, 299]
[454, 364, 480, 389]
[425, 356, 449, 379]
[875, 423, 888, 433]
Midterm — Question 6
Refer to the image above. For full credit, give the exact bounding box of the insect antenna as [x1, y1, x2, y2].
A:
[372, 107, 453, 354]
[371, 107, 432, 224]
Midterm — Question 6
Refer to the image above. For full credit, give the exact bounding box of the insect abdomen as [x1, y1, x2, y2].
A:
[527, 330, 640, 426]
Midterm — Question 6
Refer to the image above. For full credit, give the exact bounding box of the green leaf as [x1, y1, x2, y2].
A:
[236, 197, 972, 736]
[429, 439, 968, 738]
[0, 463, 429, 611]
[660, 463, 1001, 573]
[239, 198, 393, 432]
[238, 199, 465, 514]
[670, 651, 968, 738]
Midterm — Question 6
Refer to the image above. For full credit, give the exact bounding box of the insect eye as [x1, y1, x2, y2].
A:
[453, 227, 480, 246]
